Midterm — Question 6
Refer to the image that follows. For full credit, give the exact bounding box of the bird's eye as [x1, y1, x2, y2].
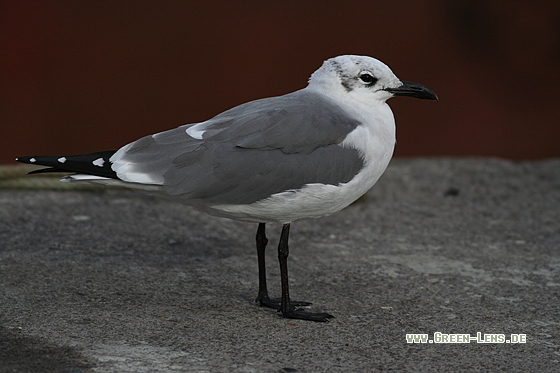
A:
[359, 73, 377, 85]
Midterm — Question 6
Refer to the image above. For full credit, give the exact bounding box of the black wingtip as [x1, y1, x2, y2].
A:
[16, 156, 34, 164]
[15, 150, 119, 179]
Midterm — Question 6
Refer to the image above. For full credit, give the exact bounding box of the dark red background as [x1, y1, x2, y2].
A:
[2, 1, 559, 163]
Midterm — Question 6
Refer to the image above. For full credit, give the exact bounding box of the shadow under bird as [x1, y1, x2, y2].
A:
[17, 55, 437, 322]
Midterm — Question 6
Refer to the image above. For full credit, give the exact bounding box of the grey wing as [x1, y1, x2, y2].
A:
[110, 90, 364, 205]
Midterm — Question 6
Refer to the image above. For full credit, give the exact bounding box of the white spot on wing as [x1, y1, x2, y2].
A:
[29, 158, 36, 163]
[58, 157, 67, 163]
[109, 143, 164, 185]
[116, 169, 161, 184]
[92, 157, 105, 167]
[185, 122, 210, 140]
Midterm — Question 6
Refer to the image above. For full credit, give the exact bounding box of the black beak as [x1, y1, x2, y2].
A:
[385, 80, 438, 101]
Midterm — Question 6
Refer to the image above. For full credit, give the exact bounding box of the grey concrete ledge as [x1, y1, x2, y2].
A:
[1, 158, 559, 372]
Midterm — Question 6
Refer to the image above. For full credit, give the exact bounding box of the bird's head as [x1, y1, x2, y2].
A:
[308, 55, 437, 105]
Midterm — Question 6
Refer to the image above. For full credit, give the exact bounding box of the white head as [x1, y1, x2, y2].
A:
[307, 55, 437, 105]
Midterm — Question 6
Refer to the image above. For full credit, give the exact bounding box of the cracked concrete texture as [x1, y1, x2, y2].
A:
[1, 158, 559, 372]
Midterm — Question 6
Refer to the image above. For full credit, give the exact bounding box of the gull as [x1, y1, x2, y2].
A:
[17, 55, 437, 322]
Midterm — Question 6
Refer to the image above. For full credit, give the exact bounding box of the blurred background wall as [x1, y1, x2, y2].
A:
[1, 0, 559, 163]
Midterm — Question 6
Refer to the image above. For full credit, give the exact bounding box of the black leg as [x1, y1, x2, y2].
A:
[255, 223, 272, 306]
[277, 223, 334, 322]
[255, 223, 311, 309]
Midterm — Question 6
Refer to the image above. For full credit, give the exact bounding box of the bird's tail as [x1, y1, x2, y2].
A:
[16, 150, 119, 179]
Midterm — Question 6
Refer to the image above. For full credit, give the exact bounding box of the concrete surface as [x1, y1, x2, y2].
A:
[1, 158, 559, 372]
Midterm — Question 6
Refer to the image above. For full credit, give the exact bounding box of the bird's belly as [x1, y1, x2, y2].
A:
[206, 154, 391, 224]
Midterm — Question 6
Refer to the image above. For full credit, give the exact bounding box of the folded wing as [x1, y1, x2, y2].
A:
[110, 90, 365, 205]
